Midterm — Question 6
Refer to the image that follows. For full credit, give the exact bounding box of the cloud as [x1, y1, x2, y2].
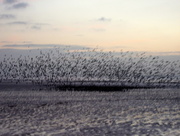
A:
[3, 0, 17, 4]
[7, 21, 50, 25]
[0, 14, 16, 19]
[12, 2, 29, 9]
[8, 21, 27, 25]
[34, 23, 50, 26]
[31, 23, 50, 30]
[2, 44, 91, 50]
[0, 41, 13, 43]
[1, 41, 32, 44]
[5, 21, 50, 30]
[31, 25, 41, 30]
[2, 1, 29, 10]
[97, 17, 111, 22]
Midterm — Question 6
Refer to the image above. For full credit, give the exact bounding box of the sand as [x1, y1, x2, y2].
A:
[0, 87, 180, 136]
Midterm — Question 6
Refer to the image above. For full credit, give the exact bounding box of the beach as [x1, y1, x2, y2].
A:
[0, 86, 179, 136]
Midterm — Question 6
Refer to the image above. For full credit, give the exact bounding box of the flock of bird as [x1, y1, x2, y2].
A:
[0, 48, 180, 88]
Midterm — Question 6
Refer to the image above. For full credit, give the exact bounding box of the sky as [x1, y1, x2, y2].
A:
[0, 0, 180, 52]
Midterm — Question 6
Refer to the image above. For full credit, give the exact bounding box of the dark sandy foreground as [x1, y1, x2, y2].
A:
[0, 88, 180, 136]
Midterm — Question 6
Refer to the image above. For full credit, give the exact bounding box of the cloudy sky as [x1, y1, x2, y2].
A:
[0, 0, 180, 52]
